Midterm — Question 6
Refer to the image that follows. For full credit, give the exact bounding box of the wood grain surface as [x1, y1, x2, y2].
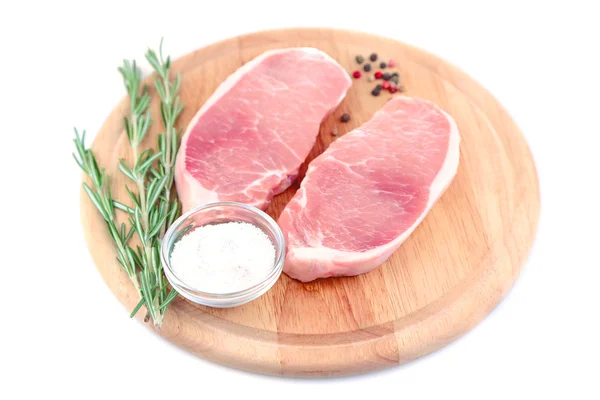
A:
[80, 28, 540, 377]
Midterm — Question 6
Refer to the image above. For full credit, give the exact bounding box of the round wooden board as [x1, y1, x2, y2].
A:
[81, 28, 540, 377]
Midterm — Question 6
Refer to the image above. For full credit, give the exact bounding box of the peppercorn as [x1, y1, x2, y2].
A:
[390, 75, 399, 84]
[356, 55, 365, 64]
[374, 71, 383, 79]
[369, 53, 378, 62]
[371, 87, 381, 96]
[388, 59, 397, 67]
[363, 63, 372, 72]
[383, 72, 391, 81]
[367, 75, 375, 82]
[341, 113, 351, 122]
[382, 81, 390, 89]
[379, 62, 387, 69]
[391, 72, 399, 77]
[352, 70, 361, 79]
[389, 85, 398, 93]
[375, 84, 383, 90]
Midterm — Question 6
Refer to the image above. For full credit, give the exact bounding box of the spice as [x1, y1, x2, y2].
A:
[170, 222, 276, 294]
[341, 113, 351, 122]
[332, 128, 339, 136]
[349, 52, 403, 96]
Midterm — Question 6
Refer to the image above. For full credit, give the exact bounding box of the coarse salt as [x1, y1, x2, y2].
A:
[170, 221, 275, 294]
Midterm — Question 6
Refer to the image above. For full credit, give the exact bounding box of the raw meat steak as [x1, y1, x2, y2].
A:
[278, 96, 461, 282]
[175, 48, 351, 212]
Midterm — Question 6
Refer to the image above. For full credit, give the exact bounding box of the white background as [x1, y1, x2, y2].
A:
[1, 1, 599, 399]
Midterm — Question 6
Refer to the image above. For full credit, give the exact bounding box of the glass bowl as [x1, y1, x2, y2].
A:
[161, 201, 285, 308]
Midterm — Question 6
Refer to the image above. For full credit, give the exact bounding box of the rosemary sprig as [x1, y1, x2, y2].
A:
[117, 49, 181, 327]
[145, 39, 184, 235]
[72, 129, 139, 291]
[145, 40, 184, 314]
[73, 42, 182, 329]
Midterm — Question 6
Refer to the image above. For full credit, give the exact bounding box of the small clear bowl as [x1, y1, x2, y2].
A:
[161, 201, 285, 308]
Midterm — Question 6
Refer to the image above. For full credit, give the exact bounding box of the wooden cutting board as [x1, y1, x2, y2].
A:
[81, 28, 540, 377]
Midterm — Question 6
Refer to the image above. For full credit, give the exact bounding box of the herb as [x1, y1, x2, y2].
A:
[73, 40, 183, 328]
[145, 39, 184, 237]
[72, 129, 139, 291]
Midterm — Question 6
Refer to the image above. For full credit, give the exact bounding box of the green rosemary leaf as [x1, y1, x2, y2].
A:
[148, 212, 167, 239]
[149, 166, 161, 180]
[126, 246, 141, 268]
[72, 152, 86, 173]
[82, 183, 109, 221]
[137, 110, 152, 144]
[157, 133, 166, 153]
[129, 297, 145, 318]
[136, 151, 163, 175]
[167, 200, 180, 226]
[124, 225, 136, 243]
[139, 273, 157, 322]
[154, 76, 166, 101]
[118, 159, 136, 181]
[113, 200, 134, 214]
[102, 188, 115, 220]
[133, 208, 145, 244]
[159, 289, 179, 311]
[147, 175, 168, 208]
[120, 222, 127, 241]
[173, 74, 181, 98]
[125, 185, 141, 209]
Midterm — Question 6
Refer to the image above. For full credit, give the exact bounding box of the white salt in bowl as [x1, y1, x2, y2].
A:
[161, 201, 286, 308]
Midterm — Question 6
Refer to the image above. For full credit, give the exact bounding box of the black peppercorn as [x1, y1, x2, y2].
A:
[369, 53, 378, 62]
[379, 62, 387, 69]
[371, 88, 381, 96]
[363, 63, 371, 72]
[382, 72, 391, 81]
[340, 113, 351, 122]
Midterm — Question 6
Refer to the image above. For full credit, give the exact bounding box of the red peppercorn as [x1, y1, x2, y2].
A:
[374, 71, 383, 79]
[352, 70, 361, 79]
[388, 59, 396, 67]
[389, 85, 398, 93]
[382, 81, 390, 89]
